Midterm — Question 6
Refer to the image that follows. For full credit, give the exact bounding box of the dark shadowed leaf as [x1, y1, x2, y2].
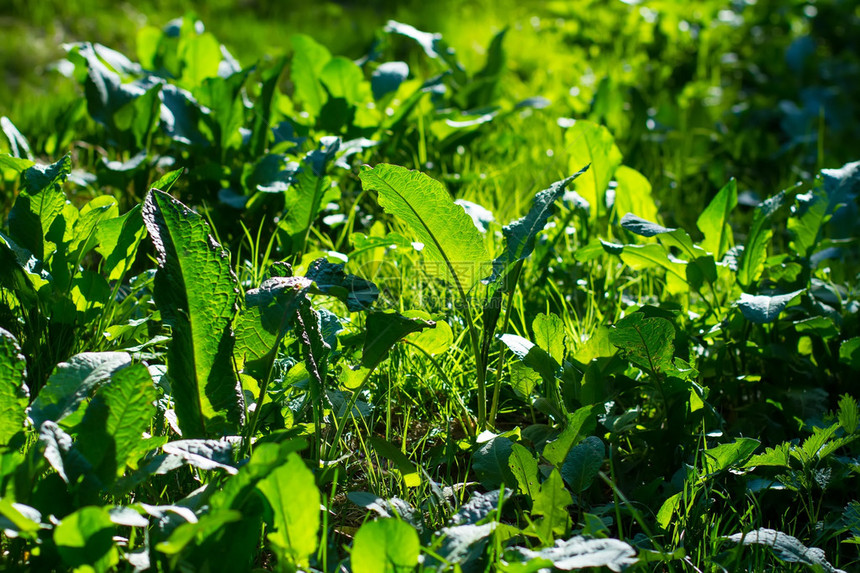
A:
[561, 436, 604, 493]
[362, 311, 434, 369]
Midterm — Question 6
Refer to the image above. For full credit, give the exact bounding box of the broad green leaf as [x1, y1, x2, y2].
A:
[0, 329, 29, 448]
[404, 311, 453, 356]
[561, 436, 604, 493]
[256, 452, 320, 569]
[498, 334, 558, 388]
[435, 522, 497, 568]
[533, 313, 566, 363]
[1, 116, 33, 160]
[54, 506, 118, 573]
[359, 164, 492, 292]
[250, 58, 286, 158]
[197, 69, 250, 153]
[73, 363, 157, 484]
[838, 394, 859, 434]
[840, 337, 860, 370]
[30, 352, 131, 428]
[305, 258, 379, 311]
[513, 536, 637, 571]
[451, 490, 508, 525]
[532, 469, 572, 540]
[472, 435, 515, 489]
[603, 241, 688, 295]
[290, 34, 331, 118]
[0, 499, 41, 536]
[722, 528, 842, 572]
[701, 438, 760, 476]
[620, 213, 704, 260]
[737, 191, 786, 290]
[657, 493, 683, 530]
[94, 204, 146, 281]
[736, 290, 803, 324]
[565, 120, 622, 221]
[509, 362, 541, 397]
[234, 276, 311, 378]
[0, 153, 35, 174]
[162, 439, 238, 474]
[372, 61, 409, 100]
[362, 311, 435, 369]
[613, 165, 658, 225]
[178, 31, 222, 89]
[143, 189, 244, 437]
[320, 56, 366, 106]
[496, 166, 590, 274]
[155, 509, 243, 555]
[508, 443, 540, 501]
[697, 178, 737, 259]
[279, 140, 340, 254]
[296, 301, 330, 409]
[352, 518, 421, 573]
[543, 407, 596, 467]
[7, 155, 70, 260]
[462, 27, 507, 108]
[369, 436, 421, 487]
[609, 313, 675, 375]
[743, 444, 791, 469]
[384, 20, 465, 82]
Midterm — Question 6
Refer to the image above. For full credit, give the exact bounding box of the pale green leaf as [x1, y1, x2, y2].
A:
[0, 329, 29, 448]
[565, 120, 622, 221]
[697, 178, 737, 259]
[352, 518, 421, 573]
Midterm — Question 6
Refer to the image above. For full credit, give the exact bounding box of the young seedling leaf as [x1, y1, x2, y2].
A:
[143, 189, 245, 437]
[359, 164, 492, 292]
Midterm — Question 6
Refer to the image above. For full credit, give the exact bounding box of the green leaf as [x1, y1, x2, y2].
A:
[496, 166, 590, 274]
[701, 438, 760, 476]
[54, 506, 118, 573]
[509, 361, 541, 397]
[7, 155, 70, 261]
[404, 311, 453, 355]
[472, 435, 515, 489]
[39, 421, 98, 486]
[722, 528, 843, 572]
[533, 313, 566, 363]
[30, 352, 131, 428]
[320, 56, 367, 106]
[736, 290, 803, 324]
[532, 469, 572, 540]
[94, 204, 146, 281]
[565, 120, 622, 221]
[250, 58, 286, 158]
[697, 178, 737, 259]
[840, 337, 860, 370]
[296, 301, 330, 410]
[508, 443, 540, 501]
[256, 452, 320, 569]
[0, 329, 29, 448]
[290, 34, 331, 119]
[362, 311, 435, 369]
[737, 191, 786, 290]
[143, 189, 244, 437]
[359, 164, 492, 292]
[1, 116, 33, 160]
[561, 436, 604, 493]
[838, 394, 859, 434]
[369, 436, 421, 488]
[73, 363, 157, 485]
[498, 334, 558, 388]
[371, 61, 409, 100]
[0, 499, 41, 536]
[609, 313, 675, 375]
[512, 536, 637, 571]
[743, 443, 792, 469]
[613, 165, 658, 225]
[656, 492, 683, 529]
[351, 518, 421, 573]
[542, 407, 596, 467]
[179, 31, 222, 88]
[305, 258, 379, 311]
[279, 140, 340, 254]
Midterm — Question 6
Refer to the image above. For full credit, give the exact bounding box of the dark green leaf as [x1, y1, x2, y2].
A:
[737, 191, 786, 290]
[561, 436, 604, 493]
[701, 438, 760, 475]
[472, 435, 515, 488]
[609, 313, 675, 374]
[542, 408, 597, 467]
[362, 311, 434, 369]
[369, 436, 420, 488]
[7, 155, 70, 260]
[736, 290, 803, 324]
[54, 506, 118, 573]
[305, 258, 379, 311]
